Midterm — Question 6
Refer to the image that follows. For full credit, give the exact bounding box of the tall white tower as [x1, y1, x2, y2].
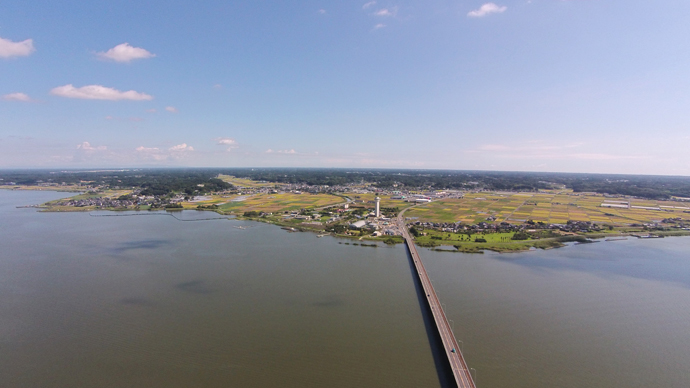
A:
[375, 197, 381, 218]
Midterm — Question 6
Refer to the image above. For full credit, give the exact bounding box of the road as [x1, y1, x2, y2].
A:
[398, 207, 477, 388]
[313, 194, 353, 211]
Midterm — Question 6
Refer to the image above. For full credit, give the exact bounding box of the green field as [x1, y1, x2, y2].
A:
[412, 228, 599, 253]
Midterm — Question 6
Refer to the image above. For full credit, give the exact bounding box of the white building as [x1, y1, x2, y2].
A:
[349, 220, 367, 229]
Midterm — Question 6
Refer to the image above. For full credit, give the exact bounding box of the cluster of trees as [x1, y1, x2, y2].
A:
[124, 173, 232, 196]
[215, 168, 558, 191]
[139, 177, 230, 196]
[511, 231, 531, 241]
[379, 207, 399, 217]
[3, 168, 690, 200]
[0, 169, 233, 197]
[567, 175, 690, 200]
[216, 168, 690, 198]
[326, 224, 348, 234]
[409, 226, 420, 237]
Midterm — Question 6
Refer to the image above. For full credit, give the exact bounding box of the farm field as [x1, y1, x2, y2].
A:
[0, 184, 84, 193]
[199, 192, 345, 213]
[405, 191, 690, 225]
[217, 175, 276, 188]
[349, 193, 409, 210]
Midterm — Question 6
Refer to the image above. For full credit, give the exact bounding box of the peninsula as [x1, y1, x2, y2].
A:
[4, 169, 690, 252]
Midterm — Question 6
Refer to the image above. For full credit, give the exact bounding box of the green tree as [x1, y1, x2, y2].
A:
[409, 226, 420, 237]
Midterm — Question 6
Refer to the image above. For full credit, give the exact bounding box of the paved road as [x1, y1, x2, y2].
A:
[398, 208, 476, 388]
[313, 194, 353, 211]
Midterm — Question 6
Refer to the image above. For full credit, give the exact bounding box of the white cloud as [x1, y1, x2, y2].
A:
[468, 3, 507, 18]
[215, 137, 238, 151]
[136, 146, 160, 152]
[50, 84, 153, 101]
[317, 9, 326, 14]
[76, 141, 107, 151]
[266, 149, 297, 154]
[374, 8, 396, 17]
[169, 143, 194, 152]
[2, 92, 32, 102]
[363, 1, 377, 9]
[165, 106, 178, 113]
[213, 84, 222, 89]
[134, 143, 193, 162]
[374, 23, 386, 29]
[146, 108, 157, 113]
[135, 146, 168, 161]
[0, 37, 35, 58]
[96, 43, 155, 63]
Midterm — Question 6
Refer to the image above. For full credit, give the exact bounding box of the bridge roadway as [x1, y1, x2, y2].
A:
[398, 213, 476, 388]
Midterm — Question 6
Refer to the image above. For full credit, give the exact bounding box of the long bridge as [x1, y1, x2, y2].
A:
[398, 211, 477, 388]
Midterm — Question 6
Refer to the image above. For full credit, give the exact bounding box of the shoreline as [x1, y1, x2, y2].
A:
[34, 203, 690, 254]
[414, 229, 690, 254]
[0, 186, 84, 193]
[12, 188, 690, 254]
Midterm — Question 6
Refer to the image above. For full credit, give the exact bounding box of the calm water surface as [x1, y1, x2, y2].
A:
[425, 237, 690, 387]
[0, 190, 437, 387]
[2, 190, 690, 387]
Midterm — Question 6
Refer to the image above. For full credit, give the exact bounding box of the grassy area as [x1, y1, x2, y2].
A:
[416, 229, 519, 243]
[412, 224, 690, 253]
[414, 229, 538, 252]
[416, 231, 594, 253]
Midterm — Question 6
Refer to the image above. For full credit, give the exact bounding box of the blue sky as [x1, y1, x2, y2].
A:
[1, 0, 689, 174]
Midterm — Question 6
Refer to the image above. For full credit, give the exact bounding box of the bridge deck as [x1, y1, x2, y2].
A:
[400, 218, 476, 388]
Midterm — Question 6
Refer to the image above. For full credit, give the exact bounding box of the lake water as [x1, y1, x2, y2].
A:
[1, 190, 689, 387]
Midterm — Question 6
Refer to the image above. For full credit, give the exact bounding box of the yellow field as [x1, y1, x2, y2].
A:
[195, 193, 345, 213]
[217, 175, 276, 188]
[405, 191, 690, 225]
[0, 185, 85, 192]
